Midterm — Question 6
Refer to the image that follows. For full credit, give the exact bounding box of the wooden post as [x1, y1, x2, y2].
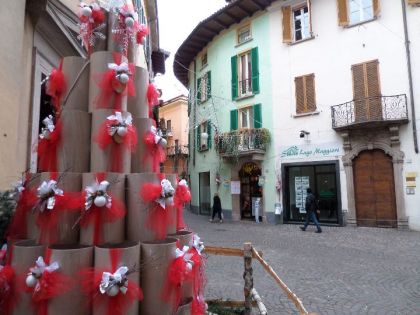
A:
[243, 242, 253, 315]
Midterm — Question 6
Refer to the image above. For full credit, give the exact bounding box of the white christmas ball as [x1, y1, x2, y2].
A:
[26, 274, 38, 288]
[125, 16, 135, 28]
[94, 195, 107, 207]
[117, 126, 128, 137]
[82, 6, 92, 17]
[107, 285, 120, 297]
[118, 73, 129, 84]
[159, 138, 167, 147]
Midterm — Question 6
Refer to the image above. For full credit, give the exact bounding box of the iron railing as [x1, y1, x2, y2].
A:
[331, 94, 408, 129]
[167, 145, 189, 156]
[215, 128, 270, 156]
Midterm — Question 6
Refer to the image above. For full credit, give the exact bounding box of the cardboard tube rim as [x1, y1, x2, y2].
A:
[95, 241, 139, 249]
[142, 238, 178, 246]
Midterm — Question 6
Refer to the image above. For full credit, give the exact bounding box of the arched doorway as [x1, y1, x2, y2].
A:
[239, 162, 262, 220]
[353, 149, 397, 227]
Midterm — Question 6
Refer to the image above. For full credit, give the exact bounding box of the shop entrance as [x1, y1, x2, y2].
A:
[239, 162, 262, 220]
[199, 172, 211, 215]
[353, 150, 397, 227]
[284, 162, 340, 224]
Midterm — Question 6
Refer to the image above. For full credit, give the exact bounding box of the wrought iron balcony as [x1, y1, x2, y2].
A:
[215, 128, 270, 158]
[331, 94, 408, 130]
[167, 145, 189, 156]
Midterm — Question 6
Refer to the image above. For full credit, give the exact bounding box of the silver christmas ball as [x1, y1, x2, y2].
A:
[94, 195, 107, 207]
[125, 16, 135, 28]
[117, 126, 128, 137]
[159, 138, 167, 147]
[107, 285, 120, 297]
[26, 274, 38, 288]
[118, 73, 129, 84]
[82, 6, 92, 17]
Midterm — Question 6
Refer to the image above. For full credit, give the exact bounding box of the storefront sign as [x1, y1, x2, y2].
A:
[280, 143, 343, 160]
[295, 176, 310, 214]
[231, 181, 241, 194]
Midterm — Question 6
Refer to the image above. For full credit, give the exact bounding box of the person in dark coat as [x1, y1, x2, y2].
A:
[210, 193, 223, 223]
[300, 188, 322, 233]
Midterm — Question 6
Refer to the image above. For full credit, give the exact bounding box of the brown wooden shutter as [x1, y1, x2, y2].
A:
[295, 76, 305, 114]
[305, 74, 316, 112]
[408, 0, 420, 6]
[337, 0, 349, 26]
[352, 63, 368, 122]
[372, 0, 380, 17]
[282, 6, 292, 43]
[366, 60, 381, 120]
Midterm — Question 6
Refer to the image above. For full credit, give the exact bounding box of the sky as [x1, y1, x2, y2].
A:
[154, 0, 227, 101]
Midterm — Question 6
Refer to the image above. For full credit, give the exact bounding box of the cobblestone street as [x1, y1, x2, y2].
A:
[184, 211, 420, 314]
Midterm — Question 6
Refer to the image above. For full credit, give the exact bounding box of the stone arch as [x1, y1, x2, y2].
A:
[342, 141, 404, 166]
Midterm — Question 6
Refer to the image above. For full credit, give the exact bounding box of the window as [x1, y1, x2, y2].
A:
[197, 71, 211, 103]
[237, 25, 251, 44]
[196, 120, 212, 151]
[239, 107, 254, 129]
[166, 120, 171, 132]
[295, 74, 316, 114]
[282, 2, 312, 43]
[231, 48, 259, 100]
[230, 104, 262, 130]
[201, 53, 207, 68]
[337, 0, 379, 27]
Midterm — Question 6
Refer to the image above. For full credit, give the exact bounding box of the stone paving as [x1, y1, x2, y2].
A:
[184, 211, 420, 314]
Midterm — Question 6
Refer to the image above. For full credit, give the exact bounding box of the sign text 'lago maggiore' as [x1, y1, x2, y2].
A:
[280, 143, 343, 160]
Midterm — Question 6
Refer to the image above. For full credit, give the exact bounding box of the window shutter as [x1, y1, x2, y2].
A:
[197, 78, 202, 103]
[352, 63, 367, 121]
[196, 125, 201, 149]
[282, 6, 292, 43]
[230, 109, 238, 130]
[251, 48, 260, 94]
[253, 104, 262, 128]
[366, 60, 381, 120]
[373, 0, 380, 17]
[231, 55, 238, 100]
[295, 76, 305, 114]
[337, 0, 349, 27]
[305, 74, 316, 112]
[207, 120, 212, 149]
[207, 71, 211, 99]
[408, 0, 420, 5]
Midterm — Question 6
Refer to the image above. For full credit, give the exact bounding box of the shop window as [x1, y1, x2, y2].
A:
[337, 0, 380, 27]
[197, 71, 211, 103]
[231, 48, 259, 100]
[237, 24, 251, 44]
[295, 74, 316, 114]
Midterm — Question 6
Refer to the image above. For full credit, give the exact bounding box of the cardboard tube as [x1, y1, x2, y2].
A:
[176, 298, 193, 315]
[90, 109, 131, 173]
[80, 173, 126, 245]
[11, 240, 45, 315]
[167, 231, 193, 249]
[166, 174, 178, 235]
[62, 56, 90, 111]
[58, 110, 91, 173]
[28, 172, 81, 245]
[127, 66, 149, 118]
[89, 51, 128, 112]
[48, 245, 93, 315]
[140, 238, 177, 315]
[94, 242, 140, 315]
[107, 12, 137, 63]
[131, 117, 153, 173]
[126, 173, 159, 242]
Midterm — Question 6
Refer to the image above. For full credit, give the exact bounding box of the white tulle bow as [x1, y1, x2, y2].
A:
[175, 246, 194, 270]
[39, 115, 55, 139]
[85, 180, 112, 210]
[99, 266, 129, 294]
[156, 179, 175, 209]
[37, 180, 64, 210]
[30, 256, 60, 275]
[108, 62, 129, 73]
[178, 179, 188, 187]
[107, 111, 132, 136]
[150, 126, 164, 145]
[192, 234, 205, 255]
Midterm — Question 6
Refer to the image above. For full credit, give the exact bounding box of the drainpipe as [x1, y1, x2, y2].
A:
[193, 59, 197, 166]
[401, 0, 419, 153]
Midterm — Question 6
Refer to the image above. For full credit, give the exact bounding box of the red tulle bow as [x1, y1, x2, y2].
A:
[78, 4, 105, 55]
[37, 119, 62, 173]
[94, 53, 135, 111]
[136, 24, 149, 44]
[173, 183, 191, 231]
[81, 248, 143, 315]
[161, 255, 193, 313]
[188, 247, 207, 314]
[95, 115, 137, 172]
[0, 266, 16, 315]
[46, 60, 66, 111]
[143, 130, 166, 173]
[147, 83, 160, 118]
[140, 182, 173, 239]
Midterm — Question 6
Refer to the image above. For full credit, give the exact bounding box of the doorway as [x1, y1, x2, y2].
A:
[353, 150, 397, 227]
[199, 172, 211, 215]
[239, 162, 262, 220]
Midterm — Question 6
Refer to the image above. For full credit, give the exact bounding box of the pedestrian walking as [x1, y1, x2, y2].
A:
[210, 192, 223, 223]
[300, 188, 322, 233]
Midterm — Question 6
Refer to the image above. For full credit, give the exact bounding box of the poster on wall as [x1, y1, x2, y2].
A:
[295, 176, 310, 213]
[231, 181, 241, 194]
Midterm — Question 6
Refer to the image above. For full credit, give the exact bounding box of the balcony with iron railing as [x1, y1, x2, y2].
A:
[331, 94, 409, 131]
[167, 145, 189, 156]
[215, 128, 270, 159]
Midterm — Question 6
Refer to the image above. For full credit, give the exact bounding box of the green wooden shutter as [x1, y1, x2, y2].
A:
[196, 125, 201, 150]
[231, 55, 238, 100]
[207, 120, 212, 148]
[207, 71, 211, 100]
[253, 104, 262, 128]
[197, 77, 201, 103]
[251, 47, 260, 94]
[230, 109, 238, 130]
